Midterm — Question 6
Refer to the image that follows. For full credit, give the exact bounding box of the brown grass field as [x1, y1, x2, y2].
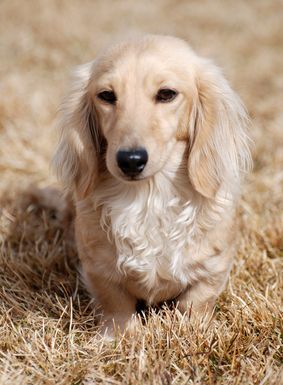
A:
[0, 1, 282, 384]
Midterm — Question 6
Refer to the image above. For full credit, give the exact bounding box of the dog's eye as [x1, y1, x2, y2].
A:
[156, 88, 178, 103]
[97, 90, 117, 104]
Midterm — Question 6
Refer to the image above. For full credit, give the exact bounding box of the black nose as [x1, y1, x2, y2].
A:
[116, 148, 148, 177]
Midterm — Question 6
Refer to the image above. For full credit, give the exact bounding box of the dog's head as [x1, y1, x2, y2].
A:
[53, 35, 251, 199]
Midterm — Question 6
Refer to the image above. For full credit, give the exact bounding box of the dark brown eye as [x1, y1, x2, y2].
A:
[97, 90, 117, 104]
[156, 88, 178, 103]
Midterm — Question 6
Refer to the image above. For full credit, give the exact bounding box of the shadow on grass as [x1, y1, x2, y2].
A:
[0, 186, 97, 333]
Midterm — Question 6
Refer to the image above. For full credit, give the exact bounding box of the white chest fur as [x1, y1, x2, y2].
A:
[112, 179, 194, 283]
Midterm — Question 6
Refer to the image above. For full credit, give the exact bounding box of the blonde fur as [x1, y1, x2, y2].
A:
[53, 35, 251, 337]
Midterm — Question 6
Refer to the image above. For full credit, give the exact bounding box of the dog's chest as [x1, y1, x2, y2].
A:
[117, 202, 195, 301]
[96, 176, 198, 302]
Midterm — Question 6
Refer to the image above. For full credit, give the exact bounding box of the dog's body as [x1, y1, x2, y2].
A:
[53, 35, 251, 336]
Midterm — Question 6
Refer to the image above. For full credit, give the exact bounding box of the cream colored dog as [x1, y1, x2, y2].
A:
[53, 35, 251, 337]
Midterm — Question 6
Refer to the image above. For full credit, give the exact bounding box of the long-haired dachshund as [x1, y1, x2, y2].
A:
[53, 35, 251, 337]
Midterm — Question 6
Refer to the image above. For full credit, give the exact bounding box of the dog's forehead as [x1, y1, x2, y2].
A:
[105, 35, 191, 63]
[92, 37, 196, 86]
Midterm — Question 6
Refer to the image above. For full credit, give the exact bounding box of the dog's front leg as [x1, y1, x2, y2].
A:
[176, 278, 226, 323]
[75, 215, 138, 338]
[83, 269, 138, 339]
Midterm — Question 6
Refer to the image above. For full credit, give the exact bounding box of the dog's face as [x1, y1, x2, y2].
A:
[89, 39, 195, 182]
[54, 35, 251, 199]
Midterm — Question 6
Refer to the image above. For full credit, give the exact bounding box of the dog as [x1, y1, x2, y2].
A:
[53, 34, 251, 337]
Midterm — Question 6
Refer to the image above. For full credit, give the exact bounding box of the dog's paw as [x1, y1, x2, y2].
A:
[98, 313, 140, 340]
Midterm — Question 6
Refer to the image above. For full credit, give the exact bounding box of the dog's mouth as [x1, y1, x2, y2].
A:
[119, 173, 148, 183]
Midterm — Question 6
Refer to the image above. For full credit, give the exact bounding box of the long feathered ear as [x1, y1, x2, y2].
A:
[188, 61, 252, 199]
[52, 62, 103, 199]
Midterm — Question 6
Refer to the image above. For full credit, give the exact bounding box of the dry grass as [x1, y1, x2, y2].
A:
[0, 1, 282, 384]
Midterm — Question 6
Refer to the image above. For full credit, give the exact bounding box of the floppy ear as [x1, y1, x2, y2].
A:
[188, 61, 252, 199]
[53, 62, 104, 199]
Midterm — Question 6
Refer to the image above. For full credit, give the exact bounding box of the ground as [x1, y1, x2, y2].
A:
[0, 1, 282, 384]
